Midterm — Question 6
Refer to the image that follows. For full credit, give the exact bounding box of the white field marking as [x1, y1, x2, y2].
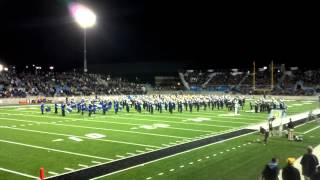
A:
[121, 110, 265, 121]
[218, 113, 241, 117]
[220, 152, 224, 154]
[0, 125, 161, 148]
[146, 177, 152, 180]
[180, 165, 185, 168]
[0, 167, 38, 179]
[169, 142, 177, 145]
[0, 112, 228, 132]
[0, 139, 112, 161]
[0, 104, 40, 108]
[213, 154, 217, 156]
[158, 113, 264, 123]
[116, 155, 126, 158]
[136, 150, 145, 153]
[206, 156, 210, 159]
[189, 162, 194, 165]
[303, 126, 320, 134]
[170, 169, 175, 172]
[126, 153, 136, 156]
[68, 137, 83, 142]
[158, 172, 164, 176]
[238, 145, 241, 147]
[0, 117, 187, 140]
[145, 148, 154, 151]
[28, 124, 33, 126]
[48, 171, 59, 175]
[11, 125, 16, 127]
[20, 124, 25, 126]
[74, 131, 258, 180]
[243, 144, 247, 146]
[78, 164, 89, 168]
[162, 144, 170, 147]
[232, 147, 236, 150]
[58, 121, 63, 123]
[52, 139, 64, 142]
[4, 112, 240, 131]
[175, 140, 181, 143]
[131, 127, 138, 130]
[226, 149, 230, 152]
[91, 161, 102, 164]
[85, 133, 106, 139]
[197, 159, 202, 162]
[64, 168, 74, 171]
[52, 122, 57, 124]
[248, 142, 251, 144]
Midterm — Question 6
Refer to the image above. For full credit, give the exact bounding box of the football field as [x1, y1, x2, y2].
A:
[0, 100, 319, 179]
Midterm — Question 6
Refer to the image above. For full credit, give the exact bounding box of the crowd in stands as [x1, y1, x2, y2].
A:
[1, 67, 320, 98]
[0, 71, 146, 98]
[177, 68, 320, 95]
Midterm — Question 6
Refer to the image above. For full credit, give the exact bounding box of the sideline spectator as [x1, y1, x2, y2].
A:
[282, 157, 301, 180]
[261, 158, 279, 180]
[300, 146, 319, 180]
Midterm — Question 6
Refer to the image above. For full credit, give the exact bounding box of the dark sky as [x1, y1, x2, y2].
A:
[0, 1, 319, 72]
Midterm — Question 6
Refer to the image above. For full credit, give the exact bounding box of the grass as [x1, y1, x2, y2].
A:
[0, 100, 319, 179]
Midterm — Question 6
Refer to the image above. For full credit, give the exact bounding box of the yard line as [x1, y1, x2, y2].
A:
[91, 161, 102, 164]
[116, 155, 126, 158]
[0, 167, 38, 179]
[52, 139, 64, 142]
[0, 125, 161, 149]
[126, 152, 136, 156]
[303, 126, 320, 134]
[0, 139, 112, 161]
[0, 112, 234, 129]
[0, 116, 189, 139]
[48, 171, 59, 175]
[64, 168, 75, 171]
[136, 150, 145, 153]
[124, 112, 263, 123]
[145, 148, 155, 151]
[78, 164, 89, 168]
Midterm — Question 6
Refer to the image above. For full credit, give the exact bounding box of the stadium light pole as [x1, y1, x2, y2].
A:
[72, 4, 96, 73]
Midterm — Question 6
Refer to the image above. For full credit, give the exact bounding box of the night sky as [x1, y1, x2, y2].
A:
[0, 1, 319, 72]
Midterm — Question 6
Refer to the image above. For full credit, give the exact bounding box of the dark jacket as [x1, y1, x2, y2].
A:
[300, 154, 319, 177]
[262, 162, 279, 180]
[282, 165, 301, 180]
[311, 171, 320, 180]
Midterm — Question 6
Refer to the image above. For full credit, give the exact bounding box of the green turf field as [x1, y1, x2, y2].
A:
[0, 100, 319, 179]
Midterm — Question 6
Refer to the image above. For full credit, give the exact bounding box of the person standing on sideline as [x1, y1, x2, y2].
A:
[261, 158, 279, 180]
[282, 157, 301, 180]
[287, 118, 295, 141]
[264, 128, 270, 145]
[300, 146, 319, 180]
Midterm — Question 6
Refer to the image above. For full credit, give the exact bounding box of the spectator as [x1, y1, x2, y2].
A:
[261, 158, 279, 180]
[300, 146, 319, 180]
[287, 118, 295, 141]
[282, 157, 301, 180]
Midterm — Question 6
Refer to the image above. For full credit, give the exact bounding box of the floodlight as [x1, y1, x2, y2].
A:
[72, 4, 96, 28]
[0, 64, 3, 72]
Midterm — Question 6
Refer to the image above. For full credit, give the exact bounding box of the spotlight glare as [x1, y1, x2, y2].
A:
[70, 3, 96, 28]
